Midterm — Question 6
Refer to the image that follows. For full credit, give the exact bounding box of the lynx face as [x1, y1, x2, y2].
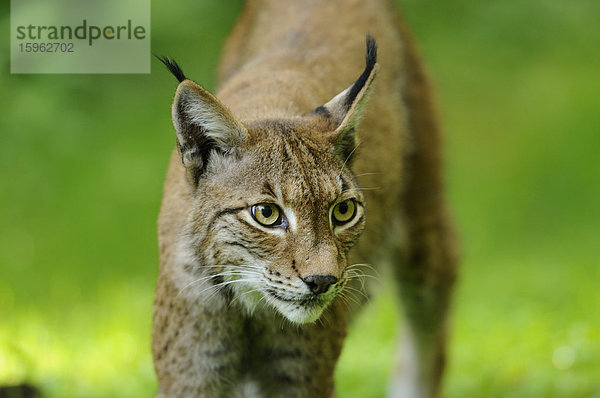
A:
[183, 120, 366, 323]
[163, 37, 377, 323]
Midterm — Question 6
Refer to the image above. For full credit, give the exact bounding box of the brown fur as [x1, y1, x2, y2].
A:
[153, 0, 458, 397]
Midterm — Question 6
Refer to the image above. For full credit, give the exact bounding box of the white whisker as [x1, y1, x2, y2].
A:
[344, 285, 369, 300]
[346, 262, 380, 277]
[339, 289, 361, 306]
[338, 143, 361, 177]
[353, 172, 383, 177]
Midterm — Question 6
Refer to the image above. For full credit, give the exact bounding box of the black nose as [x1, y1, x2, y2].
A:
[303, 275, 338, 295]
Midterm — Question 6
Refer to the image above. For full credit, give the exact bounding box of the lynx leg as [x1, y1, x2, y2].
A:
[389, 175, 457, 398]
[388, 16, 459, 398]
[390, 210, 457, 398]
[153, 273, 245, 398]
[251, 301, 348, 398]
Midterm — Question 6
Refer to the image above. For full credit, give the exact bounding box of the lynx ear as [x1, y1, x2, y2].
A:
[310, 35, 379, 162]
[158, 55, 248, 185]
[172, 80, 248, 185]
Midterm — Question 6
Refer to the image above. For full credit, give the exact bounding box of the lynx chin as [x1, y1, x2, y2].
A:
[153, 1, 458, 397]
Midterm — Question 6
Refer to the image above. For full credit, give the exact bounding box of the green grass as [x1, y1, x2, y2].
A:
[1, 0, 599, 396]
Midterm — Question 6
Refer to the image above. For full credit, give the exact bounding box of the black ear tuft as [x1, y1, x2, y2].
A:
[344, 34, 378, 109]
[365, 34, 378, 71]
[155, 55, 187, 83]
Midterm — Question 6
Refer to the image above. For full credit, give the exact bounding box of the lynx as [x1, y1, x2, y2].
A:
[153, 0, 458, 397]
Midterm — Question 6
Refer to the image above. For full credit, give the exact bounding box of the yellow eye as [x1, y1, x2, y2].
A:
[332, 199, 356, 225]
[251, 203, 282, 226]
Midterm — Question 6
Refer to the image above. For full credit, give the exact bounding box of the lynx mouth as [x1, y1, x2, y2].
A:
[266, 289, 325, 305]
[264, 288, 336, 324]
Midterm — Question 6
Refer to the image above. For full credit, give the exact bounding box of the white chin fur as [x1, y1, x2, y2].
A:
[228, 281, 330, 324]
[268, 297, 328, 324]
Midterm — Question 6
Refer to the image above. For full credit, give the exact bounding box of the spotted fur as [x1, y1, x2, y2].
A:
[154, 1, 458, 397]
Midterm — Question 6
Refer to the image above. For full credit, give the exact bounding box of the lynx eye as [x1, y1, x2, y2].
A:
[332, 199, 357, 225]
[251, 203, 282, 227]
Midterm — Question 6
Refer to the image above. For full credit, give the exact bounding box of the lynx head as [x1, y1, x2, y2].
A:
[158, 36, 378, 324]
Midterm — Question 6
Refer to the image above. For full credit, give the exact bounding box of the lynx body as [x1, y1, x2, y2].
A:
[153, 0, 458, 397]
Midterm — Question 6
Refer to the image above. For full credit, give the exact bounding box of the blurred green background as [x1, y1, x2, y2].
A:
[1, 0, 599, 396]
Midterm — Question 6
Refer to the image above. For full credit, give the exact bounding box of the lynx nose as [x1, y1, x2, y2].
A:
[303, 275, 338, 295]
